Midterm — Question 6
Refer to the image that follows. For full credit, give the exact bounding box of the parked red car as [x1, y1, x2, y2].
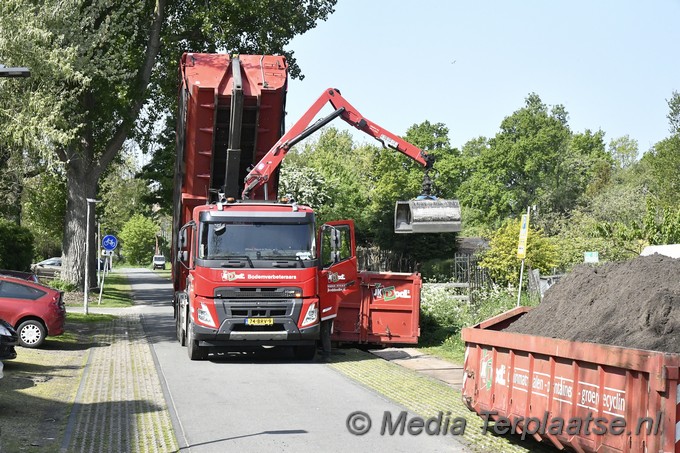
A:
[0, 275, 66, 348]
[0, 269, 40, 283]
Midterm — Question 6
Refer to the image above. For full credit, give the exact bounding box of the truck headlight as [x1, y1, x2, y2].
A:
[197, 302, 216, 327]
[301, 302, 318, 327]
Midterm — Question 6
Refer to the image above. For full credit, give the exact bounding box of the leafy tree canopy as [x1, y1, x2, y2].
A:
[119, 214, 157, 265]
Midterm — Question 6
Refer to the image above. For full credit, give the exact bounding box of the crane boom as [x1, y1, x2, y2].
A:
[241, 87, 461, 233]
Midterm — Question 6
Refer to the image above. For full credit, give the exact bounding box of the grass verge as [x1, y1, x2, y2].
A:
[63, 270, 134, 308]
[0, 313, 113, 452]
[329, 349, 555, 452]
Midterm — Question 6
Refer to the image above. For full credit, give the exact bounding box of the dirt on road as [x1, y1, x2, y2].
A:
[506, 254, 680, 353]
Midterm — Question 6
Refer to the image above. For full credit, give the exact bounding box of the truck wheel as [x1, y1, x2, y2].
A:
[293, 344, 316, 361]
[187, 322, 208, 361]
[176, 310, 186, 346]
[320, 320, 332, 355]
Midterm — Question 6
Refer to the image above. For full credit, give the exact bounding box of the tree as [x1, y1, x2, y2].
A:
[458, 94, 610, 228]
[642, 135, 680, 207]
[21, 171, 67, 259]
[278, 162, 330, 210]
[667, 90, 680, 135]
[0, 0, 337, 286]
[119, 215, 157, 265]
[283, 128, 374, 242]
[608, 135, 639, 170]
[99, 151, 153, 237]
[366, 121, 462, 261]
[0, 218, 34, 270]
[479, 218, 558, 288]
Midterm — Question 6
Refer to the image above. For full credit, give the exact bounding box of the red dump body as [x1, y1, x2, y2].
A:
[462, 307, 680, 453]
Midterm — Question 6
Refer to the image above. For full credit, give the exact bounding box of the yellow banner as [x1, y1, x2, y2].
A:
[517, 213, 529, 259]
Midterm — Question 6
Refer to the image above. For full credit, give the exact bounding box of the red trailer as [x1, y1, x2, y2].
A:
[462, 307, 680, 453]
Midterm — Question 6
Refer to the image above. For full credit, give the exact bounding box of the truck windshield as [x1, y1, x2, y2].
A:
[199, 222, 315, 261]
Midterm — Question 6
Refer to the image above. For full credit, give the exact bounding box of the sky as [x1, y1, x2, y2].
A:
[284, 0, 680, 153]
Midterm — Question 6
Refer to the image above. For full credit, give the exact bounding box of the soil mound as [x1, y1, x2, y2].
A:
[505, 254, 680, 353]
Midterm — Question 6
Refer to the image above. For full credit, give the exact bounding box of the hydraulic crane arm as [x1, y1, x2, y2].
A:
[242, 88, 436, 200]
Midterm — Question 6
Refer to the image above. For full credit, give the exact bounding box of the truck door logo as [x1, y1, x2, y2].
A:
[328, 272, 346, 283]
[222, 271, 245, 281]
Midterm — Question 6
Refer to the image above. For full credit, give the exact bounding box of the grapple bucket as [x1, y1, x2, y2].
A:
[394, 199, 462, 233]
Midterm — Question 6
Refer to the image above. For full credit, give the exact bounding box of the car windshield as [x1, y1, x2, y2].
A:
[199, 221, 315, 261]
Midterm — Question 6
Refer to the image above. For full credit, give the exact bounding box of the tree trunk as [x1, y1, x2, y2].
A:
[62, 158, 98, 288]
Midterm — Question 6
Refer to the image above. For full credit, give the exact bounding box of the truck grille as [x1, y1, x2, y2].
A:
[214, 287, 300, 299]
[230, 307, 288, 317]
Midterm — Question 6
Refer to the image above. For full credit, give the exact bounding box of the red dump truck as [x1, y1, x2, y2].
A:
[172, 53, 461, 360]
[462, 307, 680, 453]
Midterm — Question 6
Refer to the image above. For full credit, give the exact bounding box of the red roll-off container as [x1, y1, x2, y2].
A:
[462, 307, 680, 453]
[333, 271, 421, 345]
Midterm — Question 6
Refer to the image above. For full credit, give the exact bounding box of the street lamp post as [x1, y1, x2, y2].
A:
[0, 64, 30, 78]
[84, 198, 101, 314]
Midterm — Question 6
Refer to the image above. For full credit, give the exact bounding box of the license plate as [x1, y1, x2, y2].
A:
[245, 318, 274, 326]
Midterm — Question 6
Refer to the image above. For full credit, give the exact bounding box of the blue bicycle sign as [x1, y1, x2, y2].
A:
[102, 235, 118, 251]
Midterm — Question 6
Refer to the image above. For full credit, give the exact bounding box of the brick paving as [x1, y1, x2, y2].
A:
[60, 314, 177, 453]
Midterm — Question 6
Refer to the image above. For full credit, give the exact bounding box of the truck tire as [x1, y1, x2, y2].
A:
[175, 295, 186, 346]
[320, 319, 332, 355]
[187, 322, 208, 361]
[176, 311, 186, 346]
[293, 344, 316, 361]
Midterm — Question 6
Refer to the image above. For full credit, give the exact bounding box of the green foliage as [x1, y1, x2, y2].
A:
[99, 151, 153, 237]
[608, 135, 639, 170]
[21, 171, 66, 259]
[551, 211, 630, 270]
[0, 218, 34, 270]
[458, 94, 611, 229]
[119, 215, 157, 265]
[419, 285, 536, 359]
[366, 121, 461, 260]
[643, 135, 680, 207]
[47, 279, 78, 292]
[278, 158, 330, 210]
[667, 90, 680, 135]
[479, 217, 558, 287]
[420, 259, 456, 282]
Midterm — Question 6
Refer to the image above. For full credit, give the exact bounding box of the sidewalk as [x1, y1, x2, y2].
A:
[369, 347, 464, 389]
[61, 309, 177, 453]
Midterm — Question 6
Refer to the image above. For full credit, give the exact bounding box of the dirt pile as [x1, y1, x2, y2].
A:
[505, 254, 680, 353]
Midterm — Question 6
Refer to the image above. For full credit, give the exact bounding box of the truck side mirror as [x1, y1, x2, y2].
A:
[177, 250, 188, 263]
[331, 228, 342, 249]
[179, 228, 187, 248]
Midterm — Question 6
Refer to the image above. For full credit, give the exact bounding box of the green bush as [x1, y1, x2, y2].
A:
[420, 258, 455, 282]
[419, 284, 538, 352]
[119, 215, 157, 265]
[48, 279, 78, 292]
[0, 218, 34, 270]
[479, 218, 558, 287]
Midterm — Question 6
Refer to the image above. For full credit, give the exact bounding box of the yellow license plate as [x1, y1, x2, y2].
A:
[246, 318, 274, 326]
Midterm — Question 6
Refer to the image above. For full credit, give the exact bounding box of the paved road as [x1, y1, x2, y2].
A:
[125, 268, 469, 453]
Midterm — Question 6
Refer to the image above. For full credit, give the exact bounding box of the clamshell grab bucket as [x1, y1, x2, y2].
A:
[394, 199, 462, 233]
